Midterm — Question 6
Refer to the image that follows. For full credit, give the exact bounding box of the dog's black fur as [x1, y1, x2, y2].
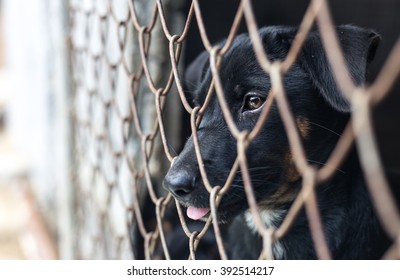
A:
[163, 25, 392, 259]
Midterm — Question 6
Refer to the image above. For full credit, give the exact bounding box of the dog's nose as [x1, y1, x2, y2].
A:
[163, 170, 195, 199]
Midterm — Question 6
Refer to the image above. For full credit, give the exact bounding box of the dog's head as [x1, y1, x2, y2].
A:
[163, 25, 380, 223]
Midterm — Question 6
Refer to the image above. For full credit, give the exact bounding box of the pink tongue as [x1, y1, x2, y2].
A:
[187, 207, 210, 220]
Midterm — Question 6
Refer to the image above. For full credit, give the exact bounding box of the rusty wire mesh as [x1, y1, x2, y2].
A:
[68, 0, 400, 260]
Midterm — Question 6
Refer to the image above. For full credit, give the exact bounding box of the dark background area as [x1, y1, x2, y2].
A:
[180, 0, 400, 173]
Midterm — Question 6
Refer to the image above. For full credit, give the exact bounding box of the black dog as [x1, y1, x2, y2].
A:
[163, 25, 391, 259]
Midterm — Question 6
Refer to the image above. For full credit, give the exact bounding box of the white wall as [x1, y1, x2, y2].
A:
[3, 0, 73, 259]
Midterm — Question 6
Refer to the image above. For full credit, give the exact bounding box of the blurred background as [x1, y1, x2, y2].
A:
[0, 0, 399, 260]
[0, 0, 69, 259]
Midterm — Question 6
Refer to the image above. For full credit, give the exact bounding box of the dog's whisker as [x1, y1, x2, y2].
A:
[235, 166, 283, 174]
[183, 80, 200, 89]
[229, 185, 264, 197]
[308, 121, 342, 137]
[307, 159, 345, 174]
[167, 144, 179, 157]
[230, 180, 283, 190]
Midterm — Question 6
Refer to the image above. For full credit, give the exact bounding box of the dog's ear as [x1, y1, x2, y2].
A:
[300, 25, 380, 112]
[184, 50, 210, 106]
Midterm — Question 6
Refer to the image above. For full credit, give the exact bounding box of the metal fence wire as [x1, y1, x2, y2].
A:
[68, 0, 400, 260]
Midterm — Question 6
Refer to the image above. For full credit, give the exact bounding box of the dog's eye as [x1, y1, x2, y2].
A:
[244, 94, 265, 111]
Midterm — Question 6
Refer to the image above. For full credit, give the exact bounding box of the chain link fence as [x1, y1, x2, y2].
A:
[68, 0, 400, 259]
